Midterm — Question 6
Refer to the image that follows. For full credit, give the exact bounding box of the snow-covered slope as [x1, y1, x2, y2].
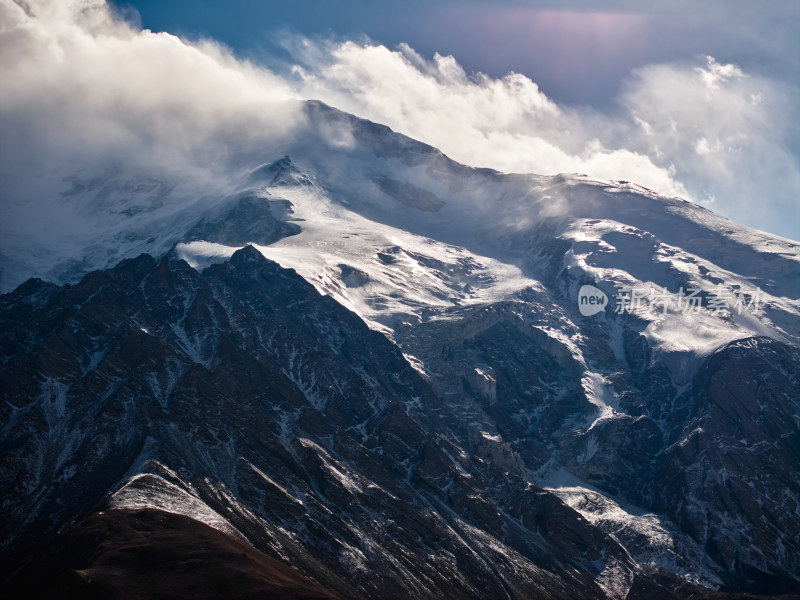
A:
[5, 101, 797, 350]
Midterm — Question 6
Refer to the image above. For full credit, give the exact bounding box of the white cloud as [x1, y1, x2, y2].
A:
[0, 0, 303, 235]
[621, 56, 800, 235]
[695, 55, 743, 89]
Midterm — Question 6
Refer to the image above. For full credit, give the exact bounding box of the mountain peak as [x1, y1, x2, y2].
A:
[249, 155, 312, 187]
[229, 244, 266, 266]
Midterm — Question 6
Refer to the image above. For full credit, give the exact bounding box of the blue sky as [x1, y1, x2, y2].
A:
[121, 0, 798, 108]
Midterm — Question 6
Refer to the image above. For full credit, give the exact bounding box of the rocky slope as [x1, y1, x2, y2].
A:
[0, 246, 660, 599]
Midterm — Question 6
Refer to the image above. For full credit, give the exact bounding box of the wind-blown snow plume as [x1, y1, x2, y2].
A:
[289, 39, 687, 196]
[287, 39, 799, 239]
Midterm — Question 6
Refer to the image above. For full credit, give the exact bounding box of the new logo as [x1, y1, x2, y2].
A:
[578, 285, 608, 316]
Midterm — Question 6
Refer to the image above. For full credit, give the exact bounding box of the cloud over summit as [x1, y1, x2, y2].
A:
[1, 0, 301, 213]
[289, 40, 799, 237]
[1, 0, 798, 240]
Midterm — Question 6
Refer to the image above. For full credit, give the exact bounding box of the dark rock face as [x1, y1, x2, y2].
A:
[655, 337, 800, 594]
[249, 155, 314, 187]
[372, 176, 446, 212]
[394, 299, 800, 595]
[396, 301, 593, 475]
[183, 194, 300, 246]
[0, 248, 638, 599]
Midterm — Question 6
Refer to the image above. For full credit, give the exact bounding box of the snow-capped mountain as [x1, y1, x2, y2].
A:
[1, 101, 799, 598]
